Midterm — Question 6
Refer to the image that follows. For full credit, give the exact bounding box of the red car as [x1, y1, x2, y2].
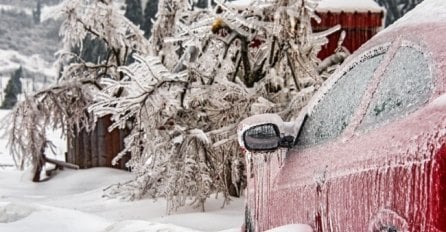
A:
[238, 1, 446, 231]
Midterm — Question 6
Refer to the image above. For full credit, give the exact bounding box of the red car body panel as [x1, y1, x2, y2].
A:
[244, 21, 446, 231]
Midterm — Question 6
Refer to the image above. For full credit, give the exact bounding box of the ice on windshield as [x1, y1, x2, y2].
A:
[360, 46, 433, 130]
[296, 53, 385, 148]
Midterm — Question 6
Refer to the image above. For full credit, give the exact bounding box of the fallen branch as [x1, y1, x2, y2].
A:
[32, 141, 79, 182]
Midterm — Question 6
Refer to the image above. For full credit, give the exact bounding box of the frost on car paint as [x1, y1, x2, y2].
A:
[237, 0, 446, 231]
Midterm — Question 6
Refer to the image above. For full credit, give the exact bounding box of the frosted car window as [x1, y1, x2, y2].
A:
[296, 54, 385, 148]
[360, 47, 432, 130]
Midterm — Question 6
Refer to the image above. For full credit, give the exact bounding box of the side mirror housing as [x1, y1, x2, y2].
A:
[243, 123, 281, 151]
[238, 114, 297, 152]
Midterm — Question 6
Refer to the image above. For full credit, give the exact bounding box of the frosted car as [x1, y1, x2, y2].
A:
[237, 1, 446, 231]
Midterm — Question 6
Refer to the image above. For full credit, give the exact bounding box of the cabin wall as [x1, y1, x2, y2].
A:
[314, 11, 385, 60]
[66, 116, 129, 170]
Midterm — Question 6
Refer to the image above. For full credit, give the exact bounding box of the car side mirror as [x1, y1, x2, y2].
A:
[243, 123, 281, 151]
[238, 112, 308, 152]
[242, 124, 296, 151]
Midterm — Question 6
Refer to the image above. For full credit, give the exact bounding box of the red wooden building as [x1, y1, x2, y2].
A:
[66, 117, 129, 170]
[314, 0, 386, 59]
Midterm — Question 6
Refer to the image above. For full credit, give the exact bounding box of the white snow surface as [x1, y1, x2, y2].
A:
[0, 4, 32, 15]
[0, 2, 66, 22]
[0, 168, 245, 232]
[0, 49, 56, 78]
[0, 110, 244, 232]
[228, 0, 384, 12]
[41, 3, 65, 22]
[316, 0, 384, 13]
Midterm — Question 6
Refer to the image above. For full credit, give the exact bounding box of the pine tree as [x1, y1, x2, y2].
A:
[1, 67, 23, 109]
[375, 0, 424, 25]
[194, 0, 208, 9]
[33, 0, 41, 24]
[125, 0, 144, 26]
[142, 0, 159, 38]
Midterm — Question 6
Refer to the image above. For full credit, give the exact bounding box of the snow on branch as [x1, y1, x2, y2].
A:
[2, 79, 97, 172]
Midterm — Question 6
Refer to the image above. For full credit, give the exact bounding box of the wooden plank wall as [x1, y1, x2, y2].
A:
[66, 116, 129, 170]
[313, 11, 385, 60]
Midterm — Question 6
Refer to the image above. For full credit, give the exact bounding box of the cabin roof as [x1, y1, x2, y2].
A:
[228, 0, 385, 13]
[316, 0, 384, 13]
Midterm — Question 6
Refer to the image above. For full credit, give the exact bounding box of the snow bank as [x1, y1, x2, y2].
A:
[0, 167, 244, 232]
[0, 202, 110, 232]
[105, 220, 199, 232]
[0, 203, 35, 223]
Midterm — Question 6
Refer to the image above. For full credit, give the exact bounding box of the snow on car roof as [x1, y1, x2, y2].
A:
[388, 0, 446, 28]
[228, 0, 385, 13]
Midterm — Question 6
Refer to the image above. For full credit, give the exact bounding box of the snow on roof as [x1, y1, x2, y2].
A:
[388, 0, 446, 28]
[316, 0, 384, 13]
[228, 0, 385, 13]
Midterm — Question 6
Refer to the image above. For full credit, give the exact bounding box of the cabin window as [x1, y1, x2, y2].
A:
[359, 46, 432, 130]
[295, 53, 385, 148]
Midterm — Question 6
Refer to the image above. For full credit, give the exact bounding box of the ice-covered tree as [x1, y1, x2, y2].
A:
[4, 0, 148, 179]
[375, 0, 424, 25]
[92, 0, 347, 213]
[33, 0, 42, 24]
[5, 0, 346, 213]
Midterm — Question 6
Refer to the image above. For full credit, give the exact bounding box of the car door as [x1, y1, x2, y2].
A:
[349, 42, 439, 231]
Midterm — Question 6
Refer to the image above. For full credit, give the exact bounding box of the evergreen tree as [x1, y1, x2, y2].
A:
[142, 0, 159, 38]
[33, 0, 41, 24]
[125, 0, 143, 26]
[375, 0, 424, 26]
[194, 0, 208, 9]
[1, 67, 23, 109]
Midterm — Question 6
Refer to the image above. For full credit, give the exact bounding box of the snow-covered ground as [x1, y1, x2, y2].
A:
[0, 49, 56, 78]
[0, 3, 62, 19]
[0, 110, 244, 232]
[0, 168, 245, 232]
[0, 4, 32, 15]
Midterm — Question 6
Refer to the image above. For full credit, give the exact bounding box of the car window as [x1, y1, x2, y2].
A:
[295, 53, 385, 148]
[359, 46, 432, 130]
